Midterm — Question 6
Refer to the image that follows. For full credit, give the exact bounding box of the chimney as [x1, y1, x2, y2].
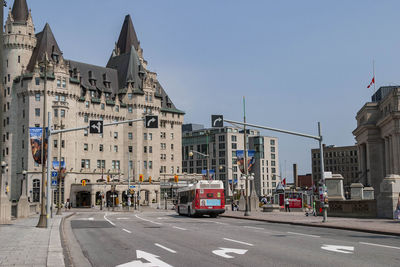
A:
[293, 164, 298, 188]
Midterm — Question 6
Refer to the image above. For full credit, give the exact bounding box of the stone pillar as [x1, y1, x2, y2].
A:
[377, 174, 400, 218]
[385, 138, 390, 175]
[359, 144, 366, 184]
[326, 174, 345, 200]
[389, 136, 394, 174]
[393, 134, 400, 174]
[17, 178, 29, 218]
[363, 187, 375, 200]
[350, 183, 364, 200]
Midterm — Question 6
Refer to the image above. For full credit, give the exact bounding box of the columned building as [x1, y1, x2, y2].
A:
[182, 124, 280, 198]
[353, 86, 400, 198]
[3, 0, 184, 207]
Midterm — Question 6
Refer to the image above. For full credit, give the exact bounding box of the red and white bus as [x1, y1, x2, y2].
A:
[176, 180, 225, 217]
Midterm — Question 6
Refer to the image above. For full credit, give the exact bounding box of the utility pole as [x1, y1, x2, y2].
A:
[243, 97, 250, 216]
[56, 121, 64, 215]
[37, 56, 49, 228]
[0, 0, 11, 225]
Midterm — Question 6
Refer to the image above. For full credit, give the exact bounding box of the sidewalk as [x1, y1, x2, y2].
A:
[221, 210, 400, 236]
[0, 213, 69, 266]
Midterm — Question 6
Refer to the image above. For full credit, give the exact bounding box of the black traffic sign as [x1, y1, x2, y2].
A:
[145, 115, 158, 129]
[90, 120, 103, 134]
[211, 115, 223, 128]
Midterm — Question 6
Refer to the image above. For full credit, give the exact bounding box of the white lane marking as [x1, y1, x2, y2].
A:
[287, 232, 320, 238]
[212, 247, 248, 259]
[360, 242, 400, 250]
[157, 217, 168, 220]
[173, 226, 187, 231]
[116, 250, 173, 267]
[135, 214, 162, 225]
[223, 238, 254, 246]
[104, 213, 115, 226]
[88, 217, 94, 221]
[117, 218, 129, 220]
[243, 226, 264, 230]
[122, 228, 132, 234]
[155, 243, 177, 254]
[213, 221, 228, 225]
[321, 244, 354, 254]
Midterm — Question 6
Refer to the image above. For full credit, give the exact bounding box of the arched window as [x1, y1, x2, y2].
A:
[32, 179, 40, 202]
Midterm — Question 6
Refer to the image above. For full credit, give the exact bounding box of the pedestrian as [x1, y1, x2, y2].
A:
[284, 197, 290, 212]
[312, 200, 317, 216]
[394, 193, 400, 220]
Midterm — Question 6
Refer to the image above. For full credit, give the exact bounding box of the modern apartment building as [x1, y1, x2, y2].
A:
[182, 125, 280, 198]
[311, 145, 359, 191]
[1, 0, 184, 207]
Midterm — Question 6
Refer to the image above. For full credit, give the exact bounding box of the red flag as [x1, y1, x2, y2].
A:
[367, 77, 375, 88]
[282, 178, 286, 186]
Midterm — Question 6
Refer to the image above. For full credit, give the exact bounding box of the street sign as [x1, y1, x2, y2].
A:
[51, 179, 57, 186]
[89, 120, 103, 134]
[211, 115, 223, 128]
[51, 171, 58, 178]
[129, 185, 136, 189]
[145, 115, 158, 129]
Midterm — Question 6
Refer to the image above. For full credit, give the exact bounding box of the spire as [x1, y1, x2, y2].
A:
[11, 0, 29, 22]
[116, 15, 139, 55]
[27, 23, 63, 71]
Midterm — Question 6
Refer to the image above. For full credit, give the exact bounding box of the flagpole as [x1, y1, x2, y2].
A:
[373, 60, 375, 92]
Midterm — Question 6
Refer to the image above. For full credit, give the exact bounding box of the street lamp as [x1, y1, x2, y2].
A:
[37, 55, 50, 228]
[189, 150, 210, 180]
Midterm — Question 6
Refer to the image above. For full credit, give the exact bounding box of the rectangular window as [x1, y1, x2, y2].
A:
[54, 109, 58, 117]
[57, 79, 61, 87]
[271, 147, 275, 152]
[114, 132, 118, 139]
[129, 146, 133, 153]
[99, 144, 103, 152]
[85, 101, 89, 108]
[149, 133, 152, 140]
[54, 140, 58, 148]
[114, 145, 118, 152]
[128, 106, 133, 113]
[84, 115, 88, 123]
[128, 132, 133, 140]
[128, 93, 133, 100]
[171, 133, 174, 140]
[35, 77, 40, 85]
[144, 133, 147, 140]
[149, 161, 153, 169]
[60, 109, 65, 118]
[84, 144, 88, 151]
[35, 93, 40, 101]
[270, 140, 275, 145]
[144, 161, 147, 169]
[84, 129, 88, 136]
[144, 146, 147, 153]
[101, 103, 105, 110]
[35, 108, 40, 117]
[62, 78, 66, 88]
[85, 159, 90, 169]
[149, 146, 152, 153]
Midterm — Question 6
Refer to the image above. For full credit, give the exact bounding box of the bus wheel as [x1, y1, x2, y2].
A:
[210, 214, 218, 218]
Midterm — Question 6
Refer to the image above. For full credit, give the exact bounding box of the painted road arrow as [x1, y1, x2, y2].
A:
[212, 247, 248, 259]
[116, 250, 173, 267]
[321, 244, 354, 254]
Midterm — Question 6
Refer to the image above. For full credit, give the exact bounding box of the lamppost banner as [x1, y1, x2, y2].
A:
[236, 150, 255, 174]
[52, 161, 66, 178]
[29, 127, 48, 164]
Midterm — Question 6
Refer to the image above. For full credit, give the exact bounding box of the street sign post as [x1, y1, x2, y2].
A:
[51, 171, 58, 178]
[145, 115, 158, 129]
[89, 120, 103, 134]
[51, 179, 57, 187]
[211, 115, 224, 128]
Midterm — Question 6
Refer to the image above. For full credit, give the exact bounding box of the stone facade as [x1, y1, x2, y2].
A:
[2, 0, 184, 208]
[182, 125, 280, 198]
[353, 86, 400, 199]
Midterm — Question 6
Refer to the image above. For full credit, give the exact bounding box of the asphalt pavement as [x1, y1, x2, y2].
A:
[66, 210, 400, 267]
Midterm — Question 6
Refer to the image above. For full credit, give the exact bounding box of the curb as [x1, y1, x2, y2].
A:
[60, 212, 76, 267]
[220, 214, 400, 237]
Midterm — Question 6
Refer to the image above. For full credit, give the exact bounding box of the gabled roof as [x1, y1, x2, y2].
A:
[107, 45, 144, 91]
[27, 23, 63, 71]
[11, 0, 29, 23]
[116, 15, 140, 54]
[68, 60, 119, 96]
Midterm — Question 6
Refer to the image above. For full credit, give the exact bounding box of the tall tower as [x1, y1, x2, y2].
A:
[2, 0, 36, 200]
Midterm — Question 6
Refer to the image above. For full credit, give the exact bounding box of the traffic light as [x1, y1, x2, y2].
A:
[82, 180, 86, 187]
[129, 189, 134, 195]
[174, 174, 179, 183]
[139, 174, 144, 183]
[149, 176, 152, 184]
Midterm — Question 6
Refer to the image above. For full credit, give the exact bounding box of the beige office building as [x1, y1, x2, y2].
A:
[1, 0, 184, 207]
[182, 125, 280, 198]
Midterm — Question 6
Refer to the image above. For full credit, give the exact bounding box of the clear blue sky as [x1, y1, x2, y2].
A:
[12, 0, 400, 181]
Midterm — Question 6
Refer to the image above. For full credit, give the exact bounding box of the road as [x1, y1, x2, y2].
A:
[68, 210, 400, 267]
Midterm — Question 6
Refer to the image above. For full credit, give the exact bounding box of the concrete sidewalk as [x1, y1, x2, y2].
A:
[221, 210, 400, 236]
[0, 213, 69, 266]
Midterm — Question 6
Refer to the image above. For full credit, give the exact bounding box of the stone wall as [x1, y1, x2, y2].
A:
[317, 199, 377, 218]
